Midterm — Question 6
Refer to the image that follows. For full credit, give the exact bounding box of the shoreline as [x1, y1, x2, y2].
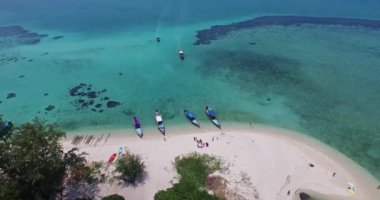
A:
[62, 124, 380, 199]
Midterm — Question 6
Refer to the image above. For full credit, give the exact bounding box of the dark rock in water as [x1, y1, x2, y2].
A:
[98, 109, 104, 113]
[0, 100, 2, 104]
[0, 25, 45, 47]
[95, 103, 102, 108]
[78, 99, 85, 103]
[248, 42, 256, 45]
[87, 91, 97, 98]
[194, 16, 380, 45]
[103, 97, 109, 101]
[27, 59, 33, 62]
[88, 100, 94, 105]
[299, 192, 311, 200]
[18, 75, 25, 78]
[69, 83, 87, 96]
[118, 72, 123, 76]
[45, 105, 55, 111]
[52, 35, 64, 40]
[267, 98, 271, 101]
[41, 52, 49, 56]
[81, 102, 89, 108]
[106, 101, 120, 108]
[6, 92, 16, 99]
[44, 93, 49, 96]
[91, 108, 97, 112]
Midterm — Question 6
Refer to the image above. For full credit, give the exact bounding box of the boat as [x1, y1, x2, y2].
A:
[133, 116, 143, 138]
[205, 106, 221, 128]
[108, 153, 117, 163]
[155, 110, 165, 135]
[184, 109, 200, 127]
[179, 50, 185, 60]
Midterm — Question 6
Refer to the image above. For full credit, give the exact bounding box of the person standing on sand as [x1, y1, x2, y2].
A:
[332, 172, 336, 177]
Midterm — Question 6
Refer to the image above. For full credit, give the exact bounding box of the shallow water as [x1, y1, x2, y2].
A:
[1, 0, 380, 180]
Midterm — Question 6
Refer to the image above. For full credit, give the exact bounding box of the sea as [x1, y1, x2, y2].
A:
[0, 0, 379, 181]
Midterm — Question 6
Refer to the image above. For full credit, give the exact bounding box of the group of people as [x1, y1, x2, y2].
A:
[193, 137, 209, 148]
[156, 36, 185, 60]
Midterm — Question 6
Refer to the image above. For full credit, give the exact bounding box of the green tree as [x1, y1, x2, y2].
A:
[115, 153, 145, 184]
[0, 118, 87, 200]
[102, 194, 125, 200]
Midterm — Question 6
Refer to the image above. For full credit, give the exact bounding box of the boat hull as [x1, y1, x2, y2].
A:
[135, 128, 143, 138]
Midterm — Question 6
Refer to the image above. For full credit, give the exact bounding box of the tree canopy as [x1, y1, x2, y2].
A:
[0, 118, 86, 200]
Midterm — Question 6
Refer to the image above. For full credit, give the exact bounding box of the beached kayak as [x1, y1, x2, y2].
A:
[155, 110, 165, 135]
[108, 153, 117, 163]
[184, 109, 200, 127]
[133, 116, 143, 138]
[205, 106, 221, 128]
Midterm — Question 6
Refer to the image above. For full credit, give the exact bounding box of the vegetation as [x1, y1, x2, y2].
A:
[154, 152, 222, 200]
[115, 152, 145, 184]
[101, 194, 125, 200]
[0, 118, 87, 200]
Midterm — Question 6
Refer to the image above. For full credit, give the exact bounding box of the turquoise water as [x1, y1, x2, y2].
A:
[1, 0, 380, 180]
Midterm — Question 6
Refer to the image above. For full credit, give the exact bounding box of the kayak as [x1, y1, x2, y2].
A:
[108, 153, 117, 163]
[133, 116, 143, 138]
[155, 110, 165, 135]
[184, 109, 200, 127]
[205, 106, 221, 128]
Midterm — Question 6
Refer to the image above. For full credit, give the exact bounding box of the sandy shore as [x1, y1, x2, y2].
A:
[62, 124, 380, 200]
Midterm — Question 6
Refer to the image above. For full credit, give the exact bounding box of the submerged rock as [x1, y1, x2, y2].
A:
[45, 105, 55, 111]
[52, 35, 64, 40]
[6, 93, 16, 99]
[106, 101, 120, 108]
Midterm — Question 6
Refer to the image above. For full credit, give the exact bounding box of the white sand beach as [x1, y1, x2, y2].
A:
[62, 124, 380, 200]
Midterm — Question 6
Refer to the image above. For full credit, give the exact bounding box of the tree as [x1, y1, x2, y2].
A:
[115, 153, 145, 184]
[0, 117, 13, 139]
[102, 194, 125, 200]
[0, 118, 87, 200]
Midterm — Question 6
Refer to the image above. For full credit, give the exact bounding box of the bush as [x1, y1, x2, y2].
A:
[102, 194, 125, 200]
[154, 153, 221, 200]
[115, 153, 145, 184]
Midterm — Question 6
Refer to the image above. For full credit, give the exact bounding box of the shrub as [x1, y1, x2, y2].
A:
[154, 153, 221, 200]
[115, 153, 145, 184]
[102, 194, 125, 200]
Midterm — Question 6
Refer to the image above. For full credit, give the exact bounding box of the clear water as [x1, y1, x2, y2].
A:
[1, 0, 379, 180]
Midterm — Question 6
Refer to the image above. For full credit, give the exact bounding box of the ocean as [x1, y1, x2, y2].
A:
[1, 0, 379, 180]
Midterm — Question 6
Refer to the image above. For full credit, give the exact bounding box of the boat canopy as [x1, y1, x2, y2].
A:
[156, 115, 163, 122]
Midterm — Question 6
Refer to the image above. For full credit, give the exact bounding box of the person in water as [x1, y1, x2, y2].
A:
[156, 36, 160, 43]
[179, 50, 184, 60]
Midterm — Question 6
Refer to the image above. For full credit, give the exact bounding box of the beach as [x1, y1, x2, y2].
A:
[62, 124, 380, 200]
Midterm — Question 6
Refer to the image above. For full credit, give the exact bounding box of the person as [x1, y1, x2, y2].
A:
[287, 190, 290, 195]
[332, 172, 336, 177]
[179, 50, 185, 60]
[133, 116, 140, 128]
[156, 36, 160, 43]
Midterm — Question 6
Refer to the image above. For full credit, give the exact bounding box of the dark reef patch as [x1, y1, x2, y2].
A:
[194, 16, 380, 45]
[44, 93, 49, 96]
[6, 93, 16, 99]
[68, 83, 121, 112]
[18, 75, 25, 78]
[0, 25, 46, 48]
[52, 35, 64, 40]
[106, 101, 121, 108]
[45, 105, 55, 111]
